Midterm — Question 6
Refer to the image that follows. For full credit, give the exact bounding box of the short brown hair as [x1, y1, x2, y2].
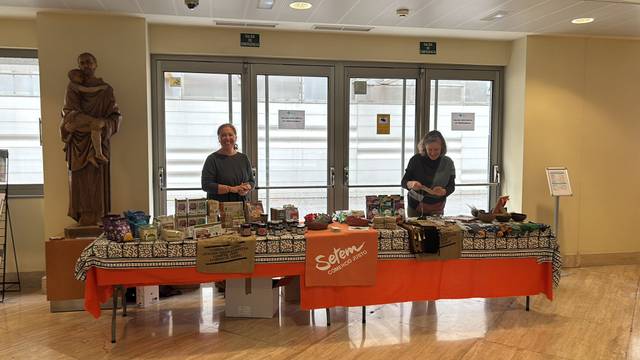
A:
[417, 130, 447, 157]
[217, 123, 237, 136]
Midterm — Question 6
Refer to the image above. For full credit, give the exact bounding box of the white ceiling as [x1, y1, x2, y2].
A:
[1, 0, 640, 40]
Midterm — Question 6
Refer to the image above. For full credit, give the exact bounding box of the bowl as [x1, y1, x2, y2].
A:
[306, 221, 330, 230]
[477, 212, 496, 223]
[511, 212, 527, 222]
[495, 213, 511, 222]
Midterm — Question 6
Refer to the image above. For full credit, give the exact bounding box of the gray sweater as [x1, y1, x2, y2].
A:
[201, 151, 255, 202]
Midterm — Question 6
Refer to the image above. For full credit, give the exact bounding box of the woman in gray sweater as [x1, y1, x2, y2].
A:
[201, 123, 255, 202]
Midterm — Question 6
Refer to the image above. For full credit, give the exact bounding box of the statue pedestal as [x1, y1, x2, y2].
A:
[64, 225, 103, 239]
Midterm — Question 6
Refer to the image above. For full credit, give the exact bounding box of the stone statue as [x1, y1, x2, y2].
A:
[60, 53, 121, 226]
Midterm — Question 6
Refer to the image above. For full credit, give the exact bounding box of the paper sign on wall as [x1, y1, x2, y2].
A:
[451, 112, 475, 131]
[376, 114, 390, 134]
[545, 167, 573, 196]
[278, 110, 305, 129]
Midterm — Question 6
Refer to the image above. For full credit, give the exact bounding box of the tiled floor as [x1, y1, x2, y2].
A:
[0, 265, 638, 359]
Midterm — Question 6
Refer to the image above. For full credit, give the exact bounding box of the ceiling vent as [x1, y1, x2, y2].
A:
[312, 25, 373, 32]
[214, 21, 278, 28]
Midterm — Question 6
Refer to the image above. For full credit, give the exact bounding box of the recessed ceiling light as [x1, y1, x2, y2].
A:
[571, 17, 594, 24]
[290, 1, 312, 10]
[481, 10, 508, 21]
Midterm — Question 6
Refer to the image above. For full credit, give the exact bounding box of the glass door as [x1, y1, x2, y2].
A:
[344, 68, 419, 213]
[249, 65, 334, 216]
[153, 61, 245, 215]
[426, 69, 501, 215]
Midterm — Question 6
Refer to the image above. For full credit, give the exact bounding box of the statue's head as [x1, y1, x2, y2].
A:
[77, 52, 97, 77]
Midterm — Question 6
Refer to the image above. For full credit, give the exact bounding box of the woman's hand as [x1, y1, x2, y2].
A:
[237, 183, 252, 196]
[432, 186, 447, 196]
[407, 181, 423, 190]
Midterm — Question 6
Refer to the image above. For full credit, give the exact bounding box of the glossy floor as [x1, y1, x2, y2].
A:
[1, 265, 639, 359]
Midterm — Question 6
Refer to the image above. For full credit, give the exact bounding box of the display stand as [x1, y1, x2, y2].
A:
[0, 149, 22, 302]
[546, 167, 573, 268]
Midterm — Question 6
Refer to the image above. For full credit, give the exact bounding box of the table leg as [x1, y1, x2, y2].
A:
[121, 286, 127, 317]
[362, 306, 366, 324]
[326, 308, 331, 326]
[525, 296, 530, 311]
[111, 286, 118, 343]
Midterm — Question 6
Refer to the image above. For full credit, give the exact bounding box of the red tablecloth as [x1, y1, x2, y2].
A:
[84, 258, 552, 318]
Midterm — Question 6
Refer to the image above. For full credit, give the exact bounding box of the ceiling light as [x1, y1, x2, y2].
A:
[290, 1, 312, 10]
[571, 17, 594, 24]
[257, 0, 275, 10]
[481, 10, 508, 21]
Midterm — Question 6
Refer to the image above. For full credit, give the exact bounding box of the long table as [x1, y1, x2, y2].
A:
[75, 221, 560, 341]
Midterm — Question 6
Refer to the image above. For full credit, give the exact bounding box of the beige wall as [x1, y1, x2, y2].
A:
[149, 24, 511, 65]
[5, 197, 44, 273]
[503, 37, 527, 213]
[0, 18, 37, 48]
[37, 12, 151, 239]
[522, 35, 640, 257]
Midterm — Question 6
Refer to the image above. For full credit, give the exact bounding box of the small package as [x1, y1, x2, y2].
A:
[161, 229, 185, 242]
[175, 216, 188, 230]
[175, 199, 188, 217]
[270, 207, 286, 221]
[207, 200, 220, 221]
[155, 215, 175, 230]
[245, 201, 264, 222]
[283, 204, 299, 221]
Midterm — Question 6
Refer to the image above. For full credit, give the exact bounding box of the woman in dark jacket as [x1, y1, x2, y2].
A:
[401, 130, 456, 217]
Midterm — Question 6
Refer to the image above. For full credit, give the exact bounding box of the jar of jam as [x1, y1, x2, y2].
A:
[240, 223, 252, 237]
[274, 223, 284, 237]
[286, 219, 299, 232]
[296, 224, 306, 235]
[257, 223, 268, 236]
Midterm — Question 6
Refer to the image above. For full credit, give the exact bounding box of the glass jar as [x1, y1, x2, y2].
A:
[296, 224, 306, 235]
[257, 223, 268, 236]
[240, 223, 252, 237]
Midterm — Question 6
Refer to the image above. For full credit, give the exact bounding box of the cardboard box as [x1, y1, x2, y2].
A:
[225, 277, 279, 318]
[45, 237, 96, 301]
[136, 286, 159, 307]
[175, 199, 188, 217]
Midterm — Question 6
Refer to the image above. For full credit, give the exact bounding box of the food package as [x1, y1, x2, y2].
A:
[207, 200, 220, 221]
[283, 204, 299, 221]
[161, 229, 185, 242]
[270, 207, 286, 221]
[175, 199, 188, 217]
[245, 201, 264, 222]
[155, 215, 175, 230]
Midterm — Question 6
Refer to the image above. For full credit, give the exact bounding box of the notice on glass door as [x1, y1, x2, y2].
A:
[545, 167, 573, 196]
[278, 110, 305, 129]
[376, 114, 390, 134]
[451, 112, 475, 131]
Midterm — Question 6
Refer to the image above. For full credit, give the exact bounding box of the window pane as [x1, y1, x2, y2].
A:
[163, 72, 242, 211]
[349, 78, 416, 186]
[0, 56, 42, 184]
[257, 75, 328, 214]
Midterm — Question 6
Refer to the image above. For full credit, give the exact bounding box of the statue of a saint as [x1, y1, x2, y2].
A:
[60, 53, 121, 226]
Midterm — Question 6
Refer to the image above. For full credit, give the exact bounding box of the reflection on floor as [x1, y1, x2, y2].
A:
[0, 265, 639, 359]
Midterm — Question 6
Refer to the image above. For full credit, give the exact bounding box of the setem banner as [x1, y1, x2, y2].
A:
[305, 224, 378, 287]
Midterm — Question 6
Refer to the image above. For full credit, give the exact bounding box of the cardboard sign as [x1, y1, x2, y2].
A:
[305, 225, 378, 287]
[376, 114, 390, 134]
[196, 234, 256, 273]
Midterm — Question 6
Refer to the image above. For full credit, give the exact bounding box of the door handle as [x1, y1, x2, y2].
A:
[330, 167, 335, 188]
[158, 166, 165, 191]
[344, 167, 349, 186]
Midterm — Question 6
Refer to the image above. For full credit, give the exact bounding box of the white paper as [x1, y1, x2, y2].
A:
[451, 112, 475, 131]
[545, 167, 573, 196]
[278, 110, 305, 129]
